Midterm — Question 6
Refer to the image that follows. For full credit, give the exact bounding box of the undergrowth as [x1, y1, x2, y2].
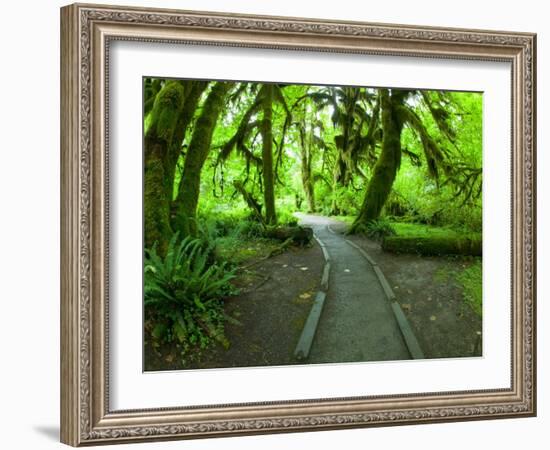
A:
[144, 233, 237, 363]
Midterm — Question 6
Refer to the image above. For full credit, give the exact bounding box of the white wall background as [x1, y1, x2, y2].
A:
[0, 0, 545, 449]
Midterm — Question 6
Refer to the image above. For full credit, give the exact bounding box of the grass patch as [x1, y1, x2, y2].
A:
[390, 222, 480, 241]
[433, 258, 483, 318]
[332, 216, 481, 241]
[330, 215, 354, 225]
[434, 264, 454, 283]
[456, 258, 483, 318]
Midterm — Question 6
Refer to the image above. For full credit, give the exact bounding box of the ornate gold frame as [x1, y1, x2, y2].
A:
[60, 3, 536, 446]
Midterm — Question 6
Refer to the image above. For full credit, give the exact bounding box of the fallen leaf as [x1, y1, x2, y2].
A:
[476, 331, 482, 336]
[401, 303, 412, 312]
[300, 267, 309, 271]
[299, 293, 312, 299]
[430, 315, 437, 321]
[282, 264, 288, 268]
[344, 269, 351, 273]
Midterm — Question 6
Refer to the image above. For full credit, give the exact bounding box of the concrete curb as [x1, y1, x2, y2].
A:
[391, 302, 425, 359]
[294, 291, 327, 360]
[326, 224, 338, 234]
[345, 239, 379, 267]
[345, 239, 425, 360]
[294, 232, 331, 361]
[321, 262, 331, 291]
[314, 235, 331, 262]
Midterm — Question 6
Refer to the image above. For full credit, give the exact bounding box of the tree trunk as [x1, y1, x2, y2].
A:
[299, 122, 315, 213]
[144, 81, 186, 254]
[166, 81, 208, 204]
[351, 89, 408, 232]
[233, 180, 264, 224]
[260, 84, 277, 225]
[303, 160, 315, 212]
[174, 82, 231, 236]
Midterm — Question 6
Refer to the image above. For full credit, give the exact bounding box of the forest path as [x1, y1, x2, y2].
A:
[295, 213, 411, 363]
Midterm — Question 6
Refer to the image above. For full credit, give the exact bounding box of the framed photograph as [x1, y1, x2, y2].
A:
[60, 3, 536, 446]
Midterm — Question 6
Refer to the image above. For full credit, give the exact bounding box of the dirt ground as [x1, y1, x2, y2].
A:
[145, 218, 482, 371]
[144, 242, 324, 371]
[343, 228, 482, 359]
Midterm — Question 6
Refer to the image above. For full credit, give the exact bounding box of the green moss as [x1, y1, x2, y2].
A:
[382, 235, 482, 256]
[456, 259, 482, 317]
[144, 147, 173, 254]
[433, 265, 454, 283]
[148, 81, 186, 143]
[175, 82, 232, 236]
[391, 222, 480, 241]
[351, 89, 405, 231]
[261, 84, 277, 225]
[215, 236, 280, 265]
[330, 215, 355, 225]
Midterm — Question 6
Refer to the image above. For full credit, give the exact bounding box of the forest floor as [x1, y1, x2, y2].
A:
[327, 217, 482, 359]
[144, 239, 325, 371]
[145, 214, 482, 371]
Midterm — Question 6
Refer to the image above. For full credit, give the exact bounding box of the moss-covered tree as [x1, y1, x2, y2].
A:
[218, 83, 290, 225]
[166, 80, 208, 208]
[174, 81, 232, 235]
[350, 88, 478, 232]
[144, 80, 186, 254]
[260, 83, 277, 225]
[297, 104, 317, 212]
[351, 89, 409, 232]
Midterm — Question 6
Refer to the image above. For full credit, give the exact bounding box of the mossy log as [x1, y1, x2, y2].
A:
[382, 236, 482, 256]
[264, 226, 313, 246]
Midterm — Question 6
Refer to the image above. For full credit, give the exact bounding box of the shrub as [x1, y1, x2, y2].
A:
[144, 233, 236, 358]
[233, 219, 265, 238]
[363, 219, 397, 241]
[277, 209, 299, 227]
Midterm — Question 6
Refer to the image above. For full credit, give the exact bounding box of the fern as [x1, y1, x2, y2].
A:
[364, 219, 397, 241]
[144, 233, 236, 358]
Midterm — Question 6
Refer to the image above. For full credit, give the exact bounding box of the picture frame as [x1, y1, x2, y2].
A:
[60, 2, 536, 446]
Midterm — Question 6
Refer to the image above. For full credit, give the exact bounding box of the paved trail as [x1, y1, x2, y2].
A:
[296, 213, 410, 363]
